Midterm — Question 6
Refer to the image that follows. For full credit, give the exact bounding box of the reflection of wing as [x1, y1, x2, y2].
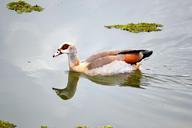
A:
[52, 71, 80, 100]
[84, 70, 142, 88]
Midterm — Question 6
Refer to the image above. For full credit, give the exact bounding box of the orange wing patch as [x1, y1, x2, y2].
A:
[123, 53, 141, 64]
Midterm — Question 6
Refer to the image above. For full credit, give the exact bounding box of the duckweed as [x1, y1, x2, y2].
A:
[7, 0, 43, 14]
[0, 120, 112, 128]
[0, 120, 16, 128]
[76, 125, 89, 128]
[76, 125, 113, 128]
[105, 23, 163, 33]
[98, 125, 113, 128]
[41, 126, 48, 128]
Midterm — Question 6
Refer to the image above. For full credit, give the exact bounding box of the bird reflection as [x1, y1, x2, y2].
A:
[52, 71, 80, 100]
[52, 70, 142, 100]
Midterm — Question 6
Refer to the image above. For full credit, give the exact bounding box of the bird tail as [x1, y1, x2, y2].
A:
[141, 50, 153, 59]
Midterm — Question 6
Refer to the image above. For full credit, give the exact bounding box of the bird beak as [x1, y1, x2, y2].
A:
[53, 51, 62, 58]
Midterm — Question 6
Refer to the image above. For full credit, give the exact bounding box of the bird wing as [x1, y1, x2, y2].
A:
[87, 55, 122, 70]
[85, 50, 120, 63]
[86, 49, 152, 70]
[118, 50, 144, 64]
[118, 49, 153, 64]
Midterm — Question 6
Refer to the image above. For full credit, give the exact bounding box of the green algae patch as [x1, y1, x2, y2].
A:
[76, 125, 113, 128]
[0, 120, 112, 128]
[0, 120, 16, 128]
[7, 0, 44, 14]
[105, 23, 163, 33]
[98, 125, 113, 128]
[41, 126, 48, 128]
[76, 125, 89, 128]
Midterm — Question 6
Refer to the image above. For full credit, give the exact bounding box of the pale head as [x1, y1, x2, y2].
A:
[53, 42, 77, 58]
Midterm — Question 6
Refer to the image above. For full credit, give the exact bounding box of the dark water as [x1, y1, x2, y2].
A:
[0, 0, 192, 128]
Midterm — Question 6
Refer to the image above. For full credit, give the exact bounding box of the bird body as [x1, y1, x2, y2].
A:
[53, 42, 153, 76]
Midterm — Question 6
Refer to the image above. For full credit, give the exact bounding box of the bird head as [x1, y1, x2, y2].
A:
[53, 42, 77, 58]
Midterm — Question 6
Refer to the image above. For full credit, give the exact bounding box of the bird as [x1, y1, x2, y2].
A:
[53, 42, 153, 76]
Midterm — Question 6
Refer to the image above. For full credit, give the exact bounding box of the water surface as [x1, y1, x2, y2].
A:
[0, 0, 192, 128]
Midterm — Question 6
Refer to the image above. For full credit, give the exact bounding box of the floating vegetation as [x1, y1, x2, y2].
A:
[76, 125, 88, 128]
[7, 0, 44, 14]
[98, 125, 113, 128]
[41, 126, 48, 128]
[105, 23, 163, 33]
[0, 120, 112, 128]
[0, 120, 16, 128]
[76, 125, 113, 128]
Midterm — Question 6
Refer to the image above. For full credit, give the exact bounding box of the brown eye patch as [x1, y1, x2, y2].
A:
[61, 44, 70, 50]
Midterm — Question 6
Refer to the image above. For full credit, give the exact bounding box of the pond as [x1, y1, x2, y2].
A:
[0, 0, 192, 128]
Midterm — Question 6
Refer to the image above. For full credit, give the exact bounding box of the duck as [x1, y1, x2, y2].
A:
[53, 42, 153, 76]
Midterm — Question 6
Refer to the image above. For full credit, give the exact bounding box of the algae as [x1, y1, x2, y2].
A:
[0, 120, 16, 128]
[98, 125, 113, 128]
[0, 120, 112, 128]
[76, 125, 113, 128]
[105, 23, 163, 33]
[41, 126, 48, 128]
[7, 0, 43, 14]
[76, 125, 89, 128]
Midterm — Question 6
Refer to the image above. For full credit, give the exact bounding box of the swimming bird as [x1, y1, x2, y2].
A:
[53, 42, 153, 76]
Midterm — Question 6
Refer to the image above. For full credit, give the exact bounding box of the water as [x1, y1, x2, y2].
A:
[0, 0, 192, 128]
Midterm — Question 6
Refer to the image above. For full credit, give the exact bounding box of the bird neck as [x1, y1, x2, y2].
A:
[67, 53, 80, 70]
